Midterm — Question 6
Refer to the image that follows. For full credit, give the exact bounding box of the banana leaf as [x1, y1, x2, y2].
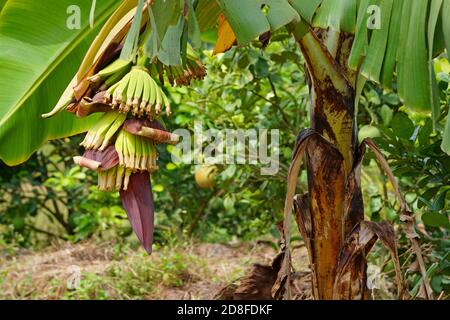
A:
[0, 0, 122, 166]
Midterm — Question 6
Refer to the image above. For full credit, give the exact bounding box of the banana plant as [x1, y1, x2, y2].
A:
[285, 0, 449, 300]
[200, 0, 449, 300]
[1, 0, 449, 299]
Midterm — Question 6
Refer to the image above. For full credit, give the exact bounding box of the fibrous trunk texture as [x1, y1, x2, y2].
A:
[296, 28, 368, 300]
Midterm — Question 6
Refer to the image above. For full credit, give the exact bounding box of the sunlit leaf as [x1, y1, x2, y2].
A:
[213, 14, 236, 55]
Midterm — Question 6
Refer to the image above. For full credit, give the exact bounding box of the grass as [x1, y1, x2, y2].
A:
[0, 240, 278, 300]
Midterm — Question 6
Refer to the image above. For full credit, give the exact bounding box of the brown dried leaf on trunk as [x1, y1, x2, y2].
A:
[271, 222, 290, 300]
[293, 193, 319, 298]
[293, 194, 312, 248]
[344, 142, 366, 235]
[332, 142, 368, 300]
[363, 138, 433, 299]
[333, 221, 404, 300]
[273, 129, 314, 300]
[276, 129, 348, 300]
[120, 172, 154, 254]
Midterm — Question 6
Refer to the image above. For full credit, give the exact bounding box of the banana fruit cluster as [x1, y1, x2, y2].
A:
[46, 40, 207, 195]
[115, 129, 158, 172]
[104, 66, 171, 117]
[164, 46, 207, 86]
[96, 129, 158, 192]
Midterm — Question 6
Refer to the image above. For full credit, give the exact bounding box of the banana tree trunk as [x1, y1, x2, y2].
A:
[294, 28, 370, 300]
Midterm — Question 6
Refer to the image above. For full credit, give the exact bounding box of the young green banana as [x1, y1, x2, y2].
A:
[113, 73, 131, 110]
[89, 59, 132, 83]
[141, 138, 149, 171]
[162, 90, 171, 116]
[100, 113, 127, 151]
[115, 130, 124, 165]
[125, 69, 139, 113]
[81, 111, 119, 149]
[116, 165, 125, 190]
[134, 135, 143, 171]
[132, 69, 145, 116]
[155, 84, 163, 115]
[145, 75, 157, 116]
[140, 72, 151, 116]
[123, 168, 132, 191]
[126, 131, 136, 170]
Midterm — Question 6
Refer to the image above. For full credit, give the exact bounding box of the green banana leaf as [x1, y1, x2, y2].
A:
[216, 0, 300, 45]
[0, 0, 121, 166]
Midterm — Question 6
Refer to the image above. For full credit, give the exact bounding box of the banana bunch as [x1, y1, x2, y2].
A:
[96, 128, 158, 191]
[80, 111, 127, 150]
[97, 166, 135, 191]
[164, 46, 207, 86]
[115, 129, 159, 172]
[104, 66, 171, 118]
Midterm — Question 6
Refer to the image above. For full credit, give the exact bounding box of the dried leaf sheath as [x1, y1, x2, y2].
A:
[305, 133, 346, 299]
[276, 129, 314, 299]
[333, 221, 403, 300]
[298, 30, 356, 175]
